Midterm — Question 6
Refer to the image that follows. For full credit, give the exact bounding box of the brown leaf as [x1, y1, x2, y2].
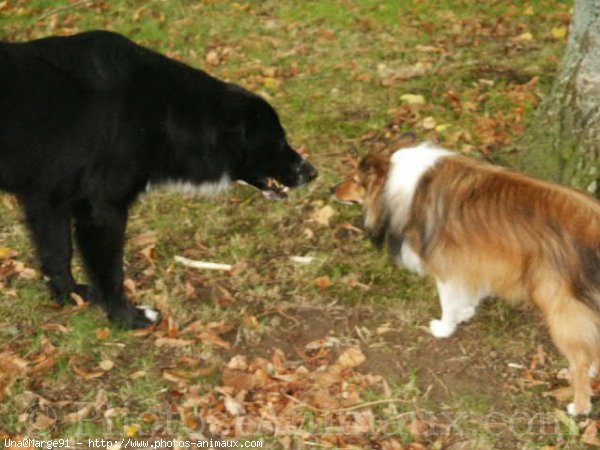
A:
[222, 368, 261, 391]
[582, 420, 600, 446]
[99, 359, 115, 371]
[308, 205, 336, 226]
[154, 337, 194, 348]
[123, 278, 136, 298]
[139, 244, 156, 263]
[40, 323, 70, 333]
[31, 411, 56, 430]
[309, 388, 340, 410]
[70, 361, 105, 380]
[96, 328, 111, 340]
[181, 320, 205, 334]
[27, 356, 57, 375]
[314, 275, 331, 290]
[129, 370, 147, 379]
[205, 50, 220, 66]
[226, 355, 249, 371]
[130, 231, 158, 248]
[70, 292, 87, 306]
[207, 320, 234, 335]
[94, 389, 108, 410]
[163, 370, 188, 384]
[223, 395, 246, 416]
[198, 331, 231, 349]
[66, 405, 92, 423]
[336, 347, 366, 368]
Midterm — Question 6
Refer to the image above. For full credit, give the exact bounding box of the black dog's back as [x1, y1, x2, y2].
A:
[0, 31, 224, 199]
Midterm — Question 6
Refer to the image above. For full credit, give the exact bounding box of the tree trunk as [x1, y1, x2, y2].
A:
[510, 0, 600, 196]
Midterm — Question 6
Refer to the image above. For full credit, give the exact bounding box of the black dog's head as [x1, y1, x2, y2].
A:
[220, 85, 317, 199]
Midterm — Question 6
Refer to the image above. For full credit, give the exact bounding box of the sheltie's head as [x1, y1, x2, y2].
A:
[333, 133, 422, 241]
[333, 154, 391, 245]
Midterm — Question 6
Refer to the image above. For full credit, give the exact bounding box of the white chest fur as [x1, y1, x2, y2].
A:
[146, 174, 232, 196]
[385, 143, 452, 231]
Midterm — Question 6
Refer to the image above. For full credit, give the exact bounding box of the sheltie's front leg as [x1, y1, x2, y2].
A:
[430, 279, 483, 338]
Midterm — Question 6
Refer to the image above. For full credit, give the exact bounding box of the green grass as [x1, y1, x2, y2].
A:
[0, 0, 583, 448]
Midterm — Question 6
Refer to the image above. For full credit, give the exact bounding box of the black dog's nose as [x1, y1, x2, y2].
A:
[298, 159, 318, 183]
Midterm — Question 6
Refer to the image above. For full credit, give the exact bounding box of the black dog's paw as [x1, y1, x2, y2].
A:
[108, 303, 161, 329]
[73, 284, 95, 302]
[50, 283, 95, 306]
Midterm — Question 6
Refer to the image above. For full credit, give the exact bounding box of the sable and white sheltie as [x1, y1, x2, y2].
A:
[334, 142, 600, 416]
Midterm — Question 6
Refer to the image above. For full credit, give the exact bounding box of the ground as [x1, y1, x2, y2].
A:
[0, 0, 593, 449]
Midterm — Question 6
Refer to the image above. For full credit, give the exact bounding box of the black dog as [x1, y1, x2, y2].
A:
[0, 31, 317, 328]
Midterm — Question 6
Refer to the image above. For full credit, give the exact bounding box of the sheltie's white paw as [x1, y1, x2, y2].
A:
[429, 319, 456, 338]
[567, 402, 591, 417]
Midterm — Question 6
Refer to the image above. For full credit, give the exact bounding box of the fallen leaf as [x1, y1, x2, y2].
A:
[0, 247, 13, 260]
[199, 331, 231, 349]
[96, 328, 111, 340]
[163, 370, 187, 384]
[223, 395, 246, 416]
[263, 77, 281, 89]
[66, 405, 92, 423]
[123, 278, 136, 298]
[154, 337, 194, 348]
[581, 420, 600, 446]
[422, 116, 436, 130]
[308, 205, 336, 226]
[94, 389, 108, 410]
[314, 275, 331, 290]
[99, 359, 115, 371]
[309, 388, 340, 410]
[222, 368, 262, 391]
[129, 370, 147, 379]
[513, 32, 533, 42]
[40, 323, 70, 333]
[124, 424, 141, 437]
[227, 355, 249, 371]
[551, 26, 567, 40]
[70, 292, 87, 306]
[400, 94, 426, 105]
[31, 411, 56, 430]
[71, 363, 105, 380]
[139, 244, 156, 263]
[336, 347, 366, 369]
[130, 231, 158, 248]
[205, 50, 220, 65]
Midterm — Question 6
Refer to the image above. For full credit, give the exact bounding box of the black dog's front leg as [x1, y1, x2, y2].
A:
[22, 199, 90, 304]
[72, 199, 159, 329]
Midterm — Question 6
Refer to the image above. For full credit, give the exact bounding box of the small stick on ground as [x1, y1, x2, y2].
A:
[174, 255, 233, 271]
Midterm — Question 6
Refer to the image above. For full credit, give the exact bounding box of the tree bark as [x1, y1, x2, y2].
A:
[511, 0, 600, 196]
